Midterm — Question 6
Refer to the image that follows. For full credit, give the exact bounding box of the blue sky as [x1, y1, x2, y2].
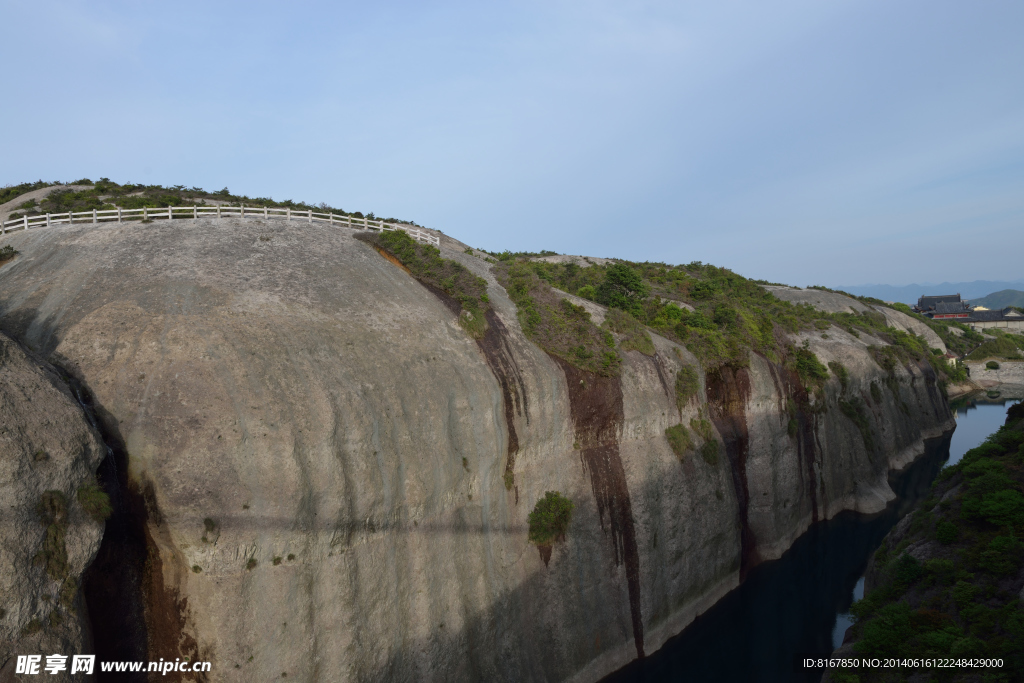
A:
[2, 0, 1022, 286]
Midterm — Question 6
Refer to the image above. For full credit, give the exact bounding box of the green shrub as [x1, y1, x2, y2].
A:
[595, 264, 649, 317]
[792, 345, 829, 387]
[359, 230, 490, 338]
[77, 483, 112, 522]
[34, 491, 69, 581]
[700, 440, 719, 465]
[603, 307, 655, 355]
[577, 285, 596, 300]
[0, 244, 18, 264]
[665, 424, 691, 459]
[528, 491, 574, 545]
[839, 398, 874, 452]
[495, 261, 621, 375]
[986, 360, 1000, 370]
[690, 418, 714, 442]
[935, 520, 958, 545]
[674, 366, 699, 411]
[827, 360, 849, 391]
[246, 558, 258, 570]
[978, 533, 1022, 576]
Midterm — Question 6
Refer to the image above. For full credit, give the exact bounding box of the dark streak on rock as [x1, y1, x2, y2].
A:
[67, 376, 201, 682]
[552, 356, 644, 659]
[414, 281, 530, 494]
[705, 365, 759, 578]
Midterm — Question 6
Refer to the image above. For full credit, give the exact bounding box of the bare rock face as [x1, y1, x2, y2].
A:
[0, 218, 953, 682]
[0, 332, 106, 681]
[764, 286, 946, 353]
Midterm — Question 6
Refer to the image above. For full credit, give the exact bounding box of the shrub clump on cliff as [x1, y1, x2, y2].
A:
[0, 244, 18, 265]
[358, 229, 491, 338]
[77, 483, 112, 522]
[494, 261, 621, 375]
[603, 307, 655, 356]
[831, 405, 1024, 681]
[528, 491, 574, 546]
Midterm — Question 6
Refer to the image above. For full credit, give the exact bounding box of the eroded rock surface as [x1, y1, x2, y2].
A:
[0, 219, 953, 681]
[0, 332, 106, 681]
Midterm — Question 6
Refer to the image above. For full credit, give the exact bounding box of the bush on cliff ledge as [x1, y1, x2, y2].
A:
[528, 491, 574, 546]
[358, 229, 491, 338]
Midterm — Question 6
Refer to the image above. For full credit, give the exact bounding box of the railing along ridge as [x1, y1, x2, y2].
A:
[0, 205, 440, 246]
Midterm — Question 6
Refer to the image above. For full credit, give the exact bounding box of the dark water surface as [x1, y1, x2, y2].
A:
[602, 399, 1018, 683]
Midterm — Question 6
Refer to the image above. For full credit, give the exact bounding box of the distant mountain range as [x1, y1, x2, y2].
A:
[836, 280, 1024, 305]
[971, 289, 1024, 310]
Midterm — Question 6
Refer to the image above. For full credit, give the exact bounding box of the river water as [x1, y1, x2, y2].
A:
[602, 397, 1019, 683]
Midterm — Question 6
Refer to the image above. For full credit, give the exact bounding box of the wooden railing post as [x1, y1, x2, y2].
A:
[241, 205, 245, 218]
[287, 208, 291, 221]
[193, 206, 197, 220]
[92, 209, 97, 224]
[46, 214, 51, 228]
[118, 207, 122, 223]
[23, 216, 28, 231]
[264, 206, 268, 219]
[217, 206, 221, 219]
[168, 206, 172, 221]
[308, 209, 312, 223]
[143, 207, 148, 221]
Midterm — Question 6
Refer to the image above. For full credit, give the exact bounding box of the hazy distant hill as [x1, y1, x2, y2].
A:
[971, 289, 1024, 310]
[836, 279, 1024, 305]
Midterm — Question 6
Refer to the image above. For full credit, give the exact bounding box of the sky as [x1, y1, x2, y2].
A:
[2, 0, 1022, 287]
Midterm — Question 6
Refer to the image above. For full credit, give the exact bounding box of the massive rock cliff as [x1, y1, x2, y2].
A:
[0, 218, 953, 681]
[0, 332, 106, 681]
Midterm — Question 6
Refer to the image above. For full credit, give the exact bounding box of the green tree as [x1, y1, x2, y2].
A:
[596, 264, 650, 317]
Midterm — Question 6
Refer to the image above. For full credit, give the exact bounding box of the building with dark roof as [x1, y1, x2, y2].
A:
[962, 307, 1024, 332]
[915, 294, 964, 313]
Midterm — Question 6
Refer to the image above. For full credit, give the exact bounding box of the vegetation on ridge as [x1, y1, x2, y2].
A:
[830, 404, 1024, 681]
[494, 261, 621, 376]
[2, 178, 420, 226]
[357, 229, 491, 338]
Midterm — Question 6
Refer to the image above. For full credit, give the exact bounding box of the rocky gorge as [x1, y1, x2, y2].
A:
[0, 214, 956, 681]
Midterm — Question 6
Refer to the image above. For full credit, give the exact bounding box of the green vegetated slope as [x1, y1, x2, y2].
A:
[355, 230, 491, 339]
[829, 404, 1024, 682]
[486, 255, 971, 387]
[966, 329, 1024, 362]
[2, 178, 418, 225]
[973, 290, 1024, 310]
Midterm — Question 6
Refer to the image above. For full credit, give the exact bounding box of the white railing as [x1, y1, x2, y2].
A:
[0, 205, 440, 246]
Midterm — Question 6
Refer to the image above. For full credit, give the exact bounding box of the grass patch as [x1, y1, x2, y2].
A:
[665, 424, 692, 459]
[986, 360, 1001, 370]
[603, 307, 655, 355]
[77, 483, 112, 522]
[828, 360, 849, 391]
[495, 261, 621, 375]
[246, 558, 258, 571]
[528, 491, 574, 545]
[0, 244, 18, 264]
[838, 397, 875, 452]
[700, 440, 719, 466]
[791, 344, 829, 388]
[675, 366, 699, 412]
[968, 333, 1024, 362]
[357, 229, 490, 338]
[34, 491, 69, 581]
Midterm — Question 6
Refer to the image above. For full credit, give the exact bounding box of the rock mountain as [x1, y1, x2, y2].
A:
[0, 216, 953, 681]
